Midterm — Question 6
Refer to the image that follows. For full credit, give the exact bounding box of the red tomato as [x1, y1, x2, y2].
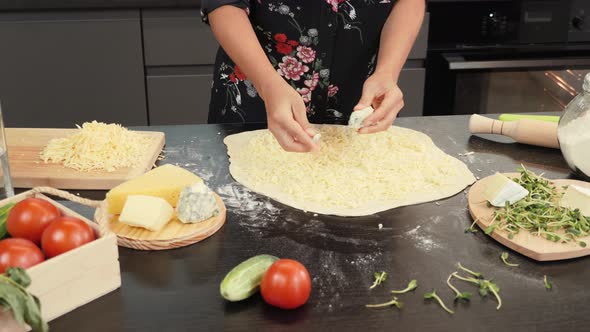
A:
[0, 238, 45, 273]
[260, 259, 311, 309]
[41, 216, 95, 258]
[7, 198, 61, 244]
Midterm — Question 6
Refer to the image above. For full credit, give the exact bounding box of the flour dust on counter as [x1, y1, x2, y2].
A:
[225, 125, 476, 216]
[162, 141, 219, 182]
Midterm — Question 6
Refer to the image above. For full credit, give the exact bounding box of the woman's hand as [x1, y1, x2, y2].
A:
[260, 76, 318, 153]
[353, 71, 404, 134]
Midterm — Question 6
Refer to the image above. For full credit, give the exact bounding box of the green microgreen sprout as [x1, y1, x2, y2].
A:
[457, 262, 483, 279]
[486, 166, 590, 246]
[465, 219, 479, 234]
[391, 279, 418, 294]
[544, 275, 552, 290]
[370, 271, 387, 290]
[446, 273, 472, 302]
[500, 252, 519, 267]
[365, 296, 404, 309]
[424, 289, 454, 314]
[452, 270, 502, 310]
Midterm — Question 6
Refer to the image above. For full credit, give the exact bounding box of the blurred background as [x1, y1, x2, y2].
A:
[0, 0, 589, 127]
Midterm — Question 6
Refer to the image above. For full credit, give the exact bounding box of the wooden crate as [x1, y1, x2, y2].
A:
[0, 190, 121, 330]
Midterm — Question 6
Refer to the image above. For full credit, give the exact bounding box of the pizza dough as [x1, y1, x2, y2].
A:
[224, 125, 475, 216]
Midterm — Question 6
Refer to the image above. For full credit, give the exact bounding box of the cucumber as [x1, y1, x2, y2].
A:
[220, 254, 279, 302]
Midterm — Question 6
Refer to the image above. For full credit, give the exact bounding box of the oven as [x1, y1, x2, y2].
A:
[424, 0, 590, 116]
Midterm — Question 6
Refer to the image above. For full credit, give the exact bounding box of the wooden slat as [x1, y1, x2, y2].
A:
[27, 234, 118, 296]
[36, 261, 121, 322]
[4, 128, 165, 190]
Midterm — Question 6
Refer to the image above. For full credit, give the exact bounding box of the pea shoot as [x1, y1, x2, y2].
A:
[500, 252, 519, 267]
[424, 289, 454, 314]
[391, 279, 418, 294]
[370, 271, 387, 290]
[365, 296, 403, 309]
[446, 273, 472, 302]
[452, 263, 502, 310]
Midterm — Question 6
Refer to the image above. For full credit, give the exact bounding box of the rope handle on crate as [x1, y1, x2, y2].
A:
[30, 187, 103, 208]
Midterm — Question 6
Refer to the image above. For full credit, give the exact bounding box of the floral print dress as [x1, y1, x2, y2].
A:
[202, 0, 395, 124]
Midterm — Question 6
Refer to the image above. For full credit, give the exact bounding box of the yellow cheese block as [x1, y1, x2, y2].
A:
[106, 164, 202, 214]
[119, 195, 174, 232]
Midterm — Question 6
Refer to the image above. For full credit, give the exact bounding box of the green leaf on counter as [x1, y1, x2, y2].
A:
[0, 268, 48, 332]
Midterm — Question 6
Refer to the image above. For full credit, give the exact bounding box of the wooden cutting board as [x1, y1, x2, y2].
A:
[94, 194, 226, 250]
[468, 173, 590, 261]
[4, 128, 165, 190]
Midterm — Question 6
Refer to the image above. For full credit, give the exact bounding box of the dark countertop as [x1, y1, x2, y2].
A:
[0, 0, 200, 11]
[50, 116, 589, 332]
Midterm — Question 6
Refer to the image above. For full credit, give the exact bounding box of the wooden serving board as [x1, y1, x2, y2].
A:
[94, 194, 226, 250]
[468, 173, 590, 261]
[4, 128, 165, 190]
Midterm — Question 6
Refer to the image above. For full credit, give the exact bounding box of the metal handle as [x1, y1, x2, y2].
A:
[445, 55, 590, 70]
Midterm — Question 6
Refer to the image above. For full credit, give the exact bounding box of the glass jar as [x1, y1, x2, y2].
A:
[558, 73, 590, 180]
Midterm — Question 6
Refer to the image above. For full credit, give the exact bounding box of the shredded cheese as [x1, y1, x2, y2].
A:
[232, 126, 467, 210]
[40, 121, 154, 172]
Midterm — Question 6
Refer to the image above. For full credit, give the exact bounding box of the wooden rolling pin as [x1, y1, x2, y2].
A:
[469, 114, 560, 149]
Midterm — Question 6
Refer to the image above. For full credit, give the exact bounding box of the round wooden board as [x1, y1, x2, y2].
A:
[93, 194, 226, 250]
[468, 173, 590, 261]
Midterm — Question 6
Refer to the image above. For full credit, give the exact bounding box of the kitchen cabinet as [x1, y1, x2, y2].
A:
[142, 9, 214, 125]
[146, 69, 212, 125]
[143, 9, 217, 66]
[398, 68, 426, 117]
[0, 11, 147, 128]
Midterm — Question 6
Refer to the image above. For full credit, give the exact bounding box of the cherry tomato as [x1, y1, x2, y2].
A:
[260, 259, 311, 309]
[0, 238, 45, 273]
[41, 216, 95, 258]
[7, 198, 61, 244]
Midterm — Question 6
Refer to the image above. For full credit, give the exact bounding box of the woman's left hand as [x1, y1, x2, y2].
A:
[353, 71, 404, 134]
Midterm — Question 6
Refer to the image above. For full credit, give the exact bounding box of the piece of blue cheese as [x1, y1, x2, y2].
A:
[560, 185, 590, 217]
[119, 195, 174, 231]
[176, 182, 220, 223]
[483, 173, 529, 207]
[348, 106, 374, 130]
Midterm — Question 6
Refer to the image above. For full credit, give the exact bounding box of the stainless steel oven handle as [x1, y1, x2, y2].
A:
[445, 55, 590, 70]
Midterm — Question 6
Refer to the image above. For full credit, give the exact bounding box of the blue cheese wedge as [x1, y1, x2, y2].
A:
[119, 195, 174, 231]
[483, 173, 529, 207]
[560, 185, 590, 217]
[176, 182, 220, 223]
[348, 106, 374, 130]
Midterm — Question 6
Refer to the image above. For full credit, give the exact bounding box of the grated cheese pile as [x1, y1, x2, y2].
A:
[40, 121, 154, 172]
[233, 126, 465, 210]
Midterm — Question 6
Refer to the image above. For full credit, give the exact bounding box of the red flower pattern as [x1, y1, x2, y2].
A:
[274, 33, 287, 43]
[287, 40, 299, 47]
[297, 87, 312, 103]
[277, 56, 309, 81]
[276, 43, 293, 55]
[234, 66, 247, 81]
[229, 73, 237, 83]
[296, 46, 316, 64]
[304, 72, 319, 91]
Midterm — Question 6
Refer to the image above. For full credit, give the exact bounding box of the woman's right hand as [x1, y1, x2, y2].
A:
[260, 76, 318, 153]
